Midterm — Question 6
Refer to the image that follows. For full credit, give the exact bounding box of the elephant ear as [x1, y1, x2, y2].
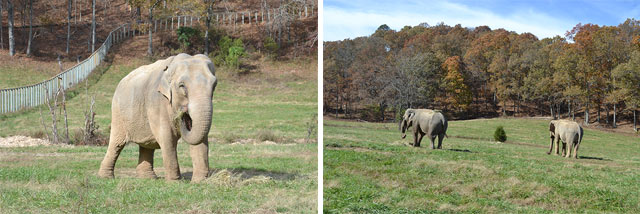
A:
[158, 65, 172, 103]
[549, 121, 556, 133]
[407, 110, 415, 127]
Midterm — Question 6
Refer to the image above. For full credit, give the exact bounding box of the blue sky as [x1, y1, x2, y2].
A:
[324, 0, 640, 41]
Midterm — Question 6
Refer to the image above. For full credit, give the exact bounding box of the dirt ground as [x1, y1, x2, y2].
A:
[0, 135, 71, 147]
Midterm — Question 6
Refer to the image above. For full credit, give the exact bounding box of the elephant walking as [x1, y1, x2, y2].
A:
[400, 109, 448, 149]
[98, 54, 218, 182]
[548, 119, 583, 158]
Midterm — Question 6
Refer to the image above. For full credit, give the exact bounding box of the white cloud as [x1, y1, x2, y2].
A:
[324, 1, 577, 41]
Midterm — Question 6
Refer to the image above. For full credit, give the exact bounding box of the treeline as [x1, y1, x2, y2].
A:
[324, 19, 640, 130]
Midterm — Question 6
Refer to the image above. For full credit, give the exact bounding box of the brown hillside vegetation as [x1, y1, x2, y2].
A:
[324, 20, 640, 134]
[0, 0, 317, 62]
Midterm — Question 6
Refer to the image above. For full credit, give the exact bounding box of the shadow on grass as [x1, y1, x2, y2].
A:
[579, 156, 611, 161]
[446, 148, 474, 153]
[181, 167, 298, 181]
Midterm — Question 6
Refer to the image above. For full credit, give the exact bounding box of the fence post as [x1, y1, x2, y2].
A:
[242, 13, 244, 24]
[305, 6, 308, 17]
[248, 12, 251, 24]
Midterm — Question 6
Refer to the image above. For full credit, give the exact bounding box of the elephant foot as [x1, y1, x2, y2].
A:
[546, 152, 551, 155]
[164, 173, 182, 181]
[97, 170, 115, 179]
[191, 175, 207, 183]
[136, 170, 158, 179]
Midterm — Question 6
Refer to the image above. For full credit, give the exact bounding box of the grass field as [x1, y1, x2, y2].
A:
[0, 53, 318, 213]
[324, 117, 640, 213]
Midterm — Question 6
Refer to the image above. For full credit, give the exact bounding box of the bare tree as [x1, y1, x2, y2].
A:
[67, 0, 71, 54]
[204, 0, 214, 55]
[91, 0, 95, 52]
[147, 0, 162, 56]
[26, 0, 33, 56]
[7, 0, 15, 56]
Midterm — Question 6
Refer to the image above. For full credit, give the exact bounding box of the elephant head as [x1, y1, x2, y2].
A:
[158, 54, 217, 145]
[400, 109, 415, 139]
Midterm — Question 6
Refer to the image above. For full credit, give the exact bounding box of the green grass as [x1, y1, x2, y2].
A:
[324, 118, 640, 213]
[0, 55, 318, 213]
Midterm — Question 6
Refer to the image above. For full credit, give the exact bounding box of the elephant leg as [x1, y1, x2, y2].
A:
[565, 141, 572, 158]
[413, 131, 419, 147]
[159, 142, 181, 180]
[429, 135, 436, 149]
[555, 138, 561, 155]
[573, 142, 580, 159]
[98, 133, 126, 178]
[189, 141, 210, 182]
[437, 133, 444, 149]
[136, 146, 157, 179]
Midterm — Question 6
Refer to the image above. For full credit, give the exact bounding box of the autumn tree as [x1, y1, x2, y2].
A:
[612, 50, 640, 131]
[441, 56, 471, 113]
[351, 36, 392, 121]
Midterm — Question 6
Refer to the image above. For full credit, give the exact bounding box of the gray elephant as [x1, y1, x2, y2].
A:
[400, 109, 448, 149]
[98, 53, 217, 182]
[547, 119, 583, 158]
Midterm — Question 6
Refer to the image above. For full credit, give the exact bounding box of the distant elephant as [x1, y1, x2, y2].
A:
[547, 119, 583, 158]
[98, 53, 218, 182]
[400, 109, 448, 149]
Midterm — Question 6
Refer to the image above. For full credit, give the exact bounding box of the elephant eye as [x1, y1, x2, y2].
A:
[178, 83, 187, 96]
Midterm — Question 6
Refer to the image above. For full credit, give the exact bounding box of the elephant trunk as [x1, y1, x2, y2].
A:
[181, 96, 213, 145]
[401, 119, 407, 139]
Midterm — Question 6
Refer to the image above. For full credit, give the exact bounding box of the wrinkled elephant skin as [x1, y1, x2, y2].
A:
[98, 53, 217, 182]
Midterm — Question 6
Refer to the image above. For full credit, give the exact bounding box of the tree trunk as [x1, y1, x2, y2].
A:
[66, 0, 71, 54]
[1, 0, 4, 50]
[8, 0, 15, 56]
[204, 4, 212, 55]
[136, 7, 141, 23]
[634, 109, 637, 132]
[597, 104, 600, 123]
[91, 0, 95, 52]
[584, 102, 589, 125]
[26, 0, 33, 56]
[550, 101, 555, 119]
[147, 8, 153, 56]
[605, 105, 609, 125]
[612, 103, 616, 128]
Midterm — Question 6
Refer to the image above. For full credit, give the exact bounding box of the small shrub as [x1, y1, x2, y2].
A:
[226, 45, 246, 69]
[256, 129, 281, 142]
[176, 27, 200, 50]
[72, 129, 108, 146]
[494, 126, 507, 142]
[305, 115, 318, 143]
[263, 37, 279, 56]
[360, 105, 383, 122]
[28, 131, 47, 139]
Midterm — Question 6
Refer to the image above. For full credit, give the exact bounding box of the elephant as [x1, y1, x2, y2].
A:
[98, 53, 218, 182]
[400, 109, 448, 149]
[547, 119, 583, 159]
